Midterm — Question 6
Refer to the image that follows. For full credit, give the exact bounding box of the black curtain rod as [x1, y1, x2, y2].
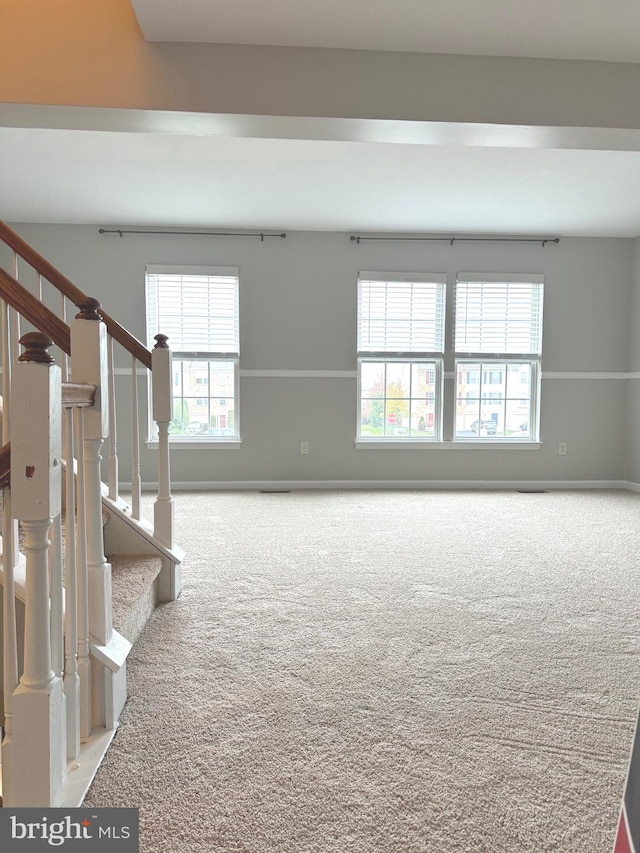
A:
[350, 235, 559, 247]
[98, 229, 286, 241]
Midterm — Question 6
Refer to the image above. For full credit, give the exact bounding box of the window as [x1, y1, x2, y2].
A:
[356, 271, 544, 443]
[145, 265, 240, 440]
[357, 272, 446, 439]
[454, 274, 544, 440]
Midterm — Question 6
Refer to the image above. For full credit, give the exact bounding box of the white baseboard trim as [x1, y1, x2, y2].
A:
[138, 479, 628, 492]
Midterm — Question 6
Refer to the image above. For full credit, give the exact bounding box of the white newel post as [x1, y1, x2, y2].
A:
[70, 299, 111, 647]
[152, 334, 181, 600]
[9, 333, 66, 807]
[71, 299, 127, 730]
[152, 334, 174, 548]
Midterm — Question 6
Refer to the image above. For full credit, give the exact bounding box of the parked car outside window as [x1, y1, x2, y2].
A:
[470, 419, 497, 435]
[186, 422, 208, 435]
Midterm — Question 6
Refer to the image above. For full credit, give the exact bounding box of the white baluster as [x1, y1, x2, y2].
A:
[107, 335, 119, 500]
[131, 354, 141, 520]
[74, 407, 91, 742]
[60, 292, 69, 383]
[1, 298, 18, 803]
[2, 297, 20, 576]
[10, 252, 20, 365]
[1, 485, 18, 799]
[64, 408, 80, 759]
[20, 520, 56, 691]
[83, 434, 112, 644]
[49, 514, 64, 679]
[2, 299, 12, 441]
[48, 304, 64, 682]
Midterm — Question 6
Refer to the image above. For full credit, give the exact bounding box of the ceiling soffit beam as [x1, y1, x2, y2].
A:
[1, 104, 640, 155]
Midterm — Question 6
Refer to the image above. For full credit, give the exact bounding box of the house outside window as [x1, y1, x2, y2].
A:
[483, 370, 503, 384]
[145, 265, 240, 440]
[357, 272, 446, 439]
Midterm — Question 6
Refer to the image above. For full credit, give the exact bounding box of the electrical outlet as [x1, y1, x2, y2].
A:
[558, 442, 567, 456]
[300, 441, 309, 455]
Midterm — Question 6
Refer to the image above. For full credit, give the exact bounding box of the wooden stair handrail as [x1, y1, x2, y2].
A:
[98, 309, 151, 370]
[0, 220, 152, 370]
[0, 442, 9, 490]
[0, 220, 85, 305]
[0, 266, 71, 354]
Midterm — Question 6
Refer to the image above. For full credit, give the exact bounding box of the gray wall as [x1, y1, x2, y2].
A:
[625, 237, 640, 484]
[2, 224, 633, 487]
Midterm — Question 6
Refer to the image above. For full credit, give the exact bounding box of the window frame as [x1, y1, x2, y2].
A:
[356, 271, 447, 442]
[356, 270, 544, 447]
[145, 264, 241, 446]
[453, 357, 541, 441]
[358, 356, 444, 440]
[453, 273, 544, 443]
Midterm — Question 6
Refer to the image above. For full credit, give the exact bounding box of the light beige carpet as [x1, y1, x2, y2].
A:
[85, 490, 640, 852]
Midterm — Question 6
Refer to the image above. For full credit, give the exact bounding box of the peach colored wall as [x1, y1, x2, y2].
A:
[0, 0, 163, 108]
[1, 1, 639, 131]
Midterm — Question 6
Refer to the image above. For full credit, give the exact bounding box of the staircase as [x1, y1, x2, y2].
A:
[0, 221, 183, 807]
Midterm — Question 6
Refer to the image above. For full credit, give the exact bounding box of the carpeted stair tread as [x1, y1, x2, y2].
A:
[110, 554, 163, 644]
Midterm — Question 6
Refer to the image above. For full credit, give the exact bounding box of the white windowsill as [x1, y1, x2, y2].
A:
[146, 440, 242, 450]
[355, 440, 541, 450]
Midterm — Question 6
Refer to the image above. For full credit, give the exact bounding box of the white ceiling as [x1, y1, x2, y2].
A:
[2, 1, 640, 237]
[131, 0, 640, 63]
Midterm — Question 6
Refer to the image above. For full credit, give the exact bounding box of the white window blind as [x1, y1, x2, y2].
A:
[455, 275, 543, 355]
[146, 266, 239, 353]
[357, 274, 446, 353]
